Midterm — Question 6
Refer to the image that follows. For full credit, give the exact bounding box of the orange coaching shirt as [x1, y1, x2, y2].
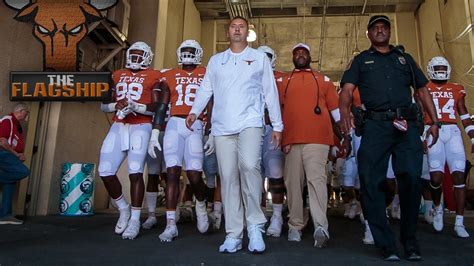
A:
[279, 69, 339, 147]
[112, 68, 161, 124]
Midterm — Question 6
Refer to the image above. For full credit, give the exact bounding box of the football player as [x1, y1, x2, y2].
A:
[142, 122, 167, 230]
[424, 56, 472, 238]
[339, 88, 362, 221]
[257, 45, 286, 237]
[148, 39, 211, 241]
[99, 41, 160, 239]
[202, 101, 223, 230]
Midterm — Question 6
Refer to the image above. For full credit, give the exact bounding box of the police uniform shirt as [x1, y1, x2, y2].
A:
[341, 46, 428, 111]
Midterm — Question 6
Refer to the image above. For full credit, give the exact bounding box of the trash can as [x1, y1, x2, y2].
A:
[59, 162, 95, 216]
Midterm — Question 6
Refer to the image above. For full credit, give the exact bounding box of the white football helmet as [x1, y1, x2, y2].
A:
[177, 40, 203, 65]
[257, 45, 276, 69]
[126, 41, 153, 70]
[427, 56, 451, 81]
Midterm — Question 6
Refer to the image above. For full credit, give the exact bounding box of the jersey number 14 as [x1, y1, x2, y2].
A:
[433, 98, 455, 119]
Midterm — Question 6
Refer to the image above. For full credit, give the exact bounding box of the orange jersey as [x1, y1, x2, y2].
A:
[161, 66, 206, 117]
[112, 68, 161, 124]
[274, 70, 285, 89]
[424, 81, 465, 124]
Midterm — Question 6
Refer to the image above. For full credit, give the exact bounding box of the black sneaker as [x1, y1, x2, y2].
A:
[384, 254, 401, 262]
[406, 251, 422, 261]
[0, 215, 24, 225]
[382, 248, 400, 262]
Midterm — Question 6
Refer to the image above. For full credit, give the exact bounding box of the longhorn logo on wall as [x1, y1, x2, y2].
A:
[4, 0, 118, 101]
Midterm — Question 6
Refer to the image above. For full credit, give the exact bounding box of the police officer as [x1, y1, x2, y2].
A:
[339, 15, 440, 261]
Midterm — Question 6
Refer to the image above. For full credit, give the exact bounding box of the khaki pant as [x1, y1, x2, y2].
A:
[284, 144, 329, 232]
[215, 127, 267, 239]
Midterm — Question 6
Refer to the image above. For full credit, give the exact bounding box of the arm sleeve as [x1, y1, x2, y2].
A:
[190, 59, 214, 117]
[262, 55, 283, 132]
[340, 56, 361, 87]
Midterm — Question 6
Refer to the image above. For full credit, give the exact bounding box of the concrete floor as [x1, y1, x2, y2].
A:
[1, 209, 473, 265]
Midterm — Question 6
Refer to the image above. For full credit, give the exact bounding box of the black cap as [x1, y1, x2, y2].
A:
[367, 15, 391, 30]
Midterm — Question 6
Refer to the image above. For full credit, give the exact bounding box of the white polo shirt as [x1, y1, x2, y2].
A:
[190, 46, 283, 136]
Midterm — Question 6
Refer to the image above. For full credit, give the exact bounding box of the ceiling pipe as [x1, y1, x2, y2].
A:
[317, 0, 328, 70]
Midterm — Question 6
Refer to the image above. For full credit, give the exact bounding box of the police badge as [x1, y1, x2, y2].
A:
[398, 56, 406, 65]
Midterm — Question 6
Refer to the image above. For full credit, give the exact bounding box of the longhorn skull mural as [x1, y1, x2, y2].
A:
[4, 0, 118, 71]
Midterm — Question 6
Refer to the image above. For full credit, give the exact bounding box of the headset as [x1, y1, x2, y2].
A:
[282, 69, 321, 115]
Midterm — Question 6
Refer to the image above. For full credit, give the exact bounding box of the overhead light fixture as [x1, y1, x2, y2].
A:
[247, 24, 257, 42]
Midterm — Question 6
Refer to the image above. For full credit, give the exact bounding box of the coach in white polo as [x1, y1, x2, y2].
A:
[186, 16, 282, 254]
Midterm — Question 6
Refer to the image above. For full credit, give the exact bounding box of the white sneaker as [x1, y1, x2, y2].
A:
[122, 219, 140, 240]
[219, 235, 242, 253]
[248, 224, 266, 253]
[142, 216, 157, 229]
[433, 208, 444, 232]
[362, 226, 374, 245]
[391, 206, 401, 220]
[212, 212, 222, 230]
[288, 228, 302, 242]
[159, 224, 178, 242]
[348, 201, 359, 219]
[454, 225, 470, 238]
[266, 215, 283, 237]
[424, 208, 434, 224]
[313, 226, 329, 248]
[114, 205, 130, 234]
[196, 205, 209, 234]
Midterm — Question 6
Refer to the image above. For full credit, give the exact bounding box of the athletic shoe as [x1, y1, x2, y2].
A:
[362, 226, 374, 245]
[141, 216, 157, 229]
[122, 219, 140, 240]
[248, 224, 266, 253]
[219, 235, 242, 253]
[159, 224, 178, 242]
[196, 204, 209, 234]
[288, 228, 302, 242]
[454, 225, 470, 238]
[114, 205, 130, 234]
[0, 215, 23, 225]
[391, 205, 401, 220]
[348, 200, 360, 219]
[433, 208, 444, 232]
[313, 226, 329, 248]
[212, 212, 222, 230]
[266, 215, 283, 237]
[424, 208, 434, 224]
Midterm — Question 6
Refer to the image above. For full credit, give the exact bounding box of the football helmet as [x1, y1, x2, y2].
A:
[427, 56, 451, 81]
[126, 41, 153, 70]
[257, 45, 276, 69]
[177, 40, 203, 65]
